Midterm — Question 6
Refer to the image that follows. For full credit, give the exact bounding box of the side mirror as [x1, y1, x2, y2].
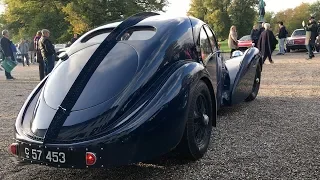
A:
[58, 51, 69, 61]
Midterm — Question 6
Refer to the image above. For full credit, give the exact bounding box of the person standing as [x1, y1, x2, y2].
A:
[228, 25, 238, 58]
[257, 23, 278, 64]
[277, 21, 288, 55]
[315, 20, 320, 52]
[28, 39, 35, 64]
[18, 39, 30, 66]
[0, 30, 15, 80]
[259, 22, 266, 36]
[10, 41, 18, 62]
[34, 31, 45, 80]
[251, 25, 260, 47]
[39, 29, 56, 75]
[70, 33, 78, 45]
[303, 17, 318, 60]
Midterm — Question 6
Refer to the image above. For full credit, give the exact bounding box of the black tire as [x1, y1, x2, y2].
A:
[177, 80, 213, 160]
[286, 48, 291, 52]
[245, 63, 262, 102]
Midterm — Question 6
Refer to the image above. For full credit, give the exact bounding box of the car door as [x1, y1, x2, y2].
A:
[199, 25, 223, 103]
[199, 26, 217, 95]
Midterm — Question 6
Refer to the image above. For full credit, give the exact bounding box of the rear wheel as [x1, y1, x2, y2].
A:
[245, 63, 261, 102]
[177, 80, 213, 160]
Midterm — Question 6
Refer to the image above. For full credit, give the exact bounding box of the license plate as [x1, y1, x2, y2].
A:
[19, 144, 68, 164]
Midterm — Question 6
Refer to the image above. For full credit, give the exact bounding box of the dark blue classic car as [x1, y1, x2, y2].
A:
[9, 12, 262, 169]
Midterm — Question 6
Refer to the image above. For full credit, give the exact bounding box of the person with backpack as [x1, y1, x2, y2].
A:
[277, 21, 288, 55]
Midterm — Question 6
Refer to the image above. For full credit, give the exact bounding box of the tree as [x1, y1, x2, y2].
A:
[2, 0, 70, 43]
[272, 3, 310, 35]
[228, 0, 258, 38]
[264, 11, 275, 24]
[1, 0, 168, 43]
[188, 0, 207, 21]
[62, 0, 168, 34]
[188, 0, 257, 40]
[204, 0, 232, 40]
[309, 1, 320, 20]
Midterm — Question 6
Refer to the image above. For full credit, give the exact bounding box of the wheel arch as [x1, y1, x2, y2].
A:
[200, 77, 217, 127]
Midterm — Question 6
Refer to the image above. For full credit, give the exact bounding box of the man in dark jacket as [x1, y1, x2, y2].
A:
[251, 25, 260, 47]
[0, 30, 15, 80]
[39, 29, 56, 75]
[277, 21, 288, 55]
[303, 17, 318, 60]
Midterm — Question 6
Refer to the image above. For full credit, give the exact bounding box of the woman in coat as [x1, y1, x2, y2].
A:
[257, 23, 278, 64]
[228, 25, 238, 58]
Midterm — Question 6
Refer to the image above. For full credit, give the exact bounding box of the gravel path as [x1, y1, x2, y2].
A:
[0, 52, 319, 179]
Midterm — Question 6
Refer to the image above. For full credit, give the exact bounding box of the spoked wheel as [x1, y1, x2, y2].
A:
[194, 94, 211, 150]
[245, 63, 262, 102]
[177, 80, 213, 160]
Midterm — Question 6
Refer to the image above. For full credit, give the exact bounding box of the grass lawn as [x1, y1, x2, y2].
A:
[218, 40, 279, 53]
[219, 41, 230, 53]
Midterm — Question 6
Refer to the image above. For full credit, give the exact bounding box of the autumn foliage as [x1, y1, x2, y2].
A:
[188, 0, 320, 40]
[0, 0, 168, 43]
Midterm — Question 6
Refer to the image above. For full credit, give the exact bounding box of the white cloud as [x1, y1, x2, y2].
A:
[164, 0, 191, 16]
[264, 0, 318, 12]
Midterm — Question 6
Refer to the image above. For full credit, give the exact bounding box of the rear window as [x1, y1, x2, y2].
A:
[119, 26, 156, 41]
[81, 26, 156, 43]
[81, 28, 113, 43]
[292, 30, 306, 36]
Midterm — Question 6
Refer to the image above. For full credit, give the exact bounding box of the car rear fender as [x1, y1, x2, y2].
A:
[224, 47, 261, 105]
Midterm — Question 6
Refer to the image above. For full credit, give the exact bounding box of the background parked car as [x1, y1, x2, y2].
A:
[54, 44, 67, 53]
[286, 29, 306, 52]
[238, 35, 253, 51]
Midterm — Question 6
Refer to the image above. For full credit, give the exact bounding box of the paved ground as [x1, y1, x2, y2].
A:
[0, 52, 320, 179]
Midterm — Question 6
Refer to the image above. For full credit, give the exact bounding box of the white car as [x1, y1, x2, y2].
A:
[54, 44, 67, 52]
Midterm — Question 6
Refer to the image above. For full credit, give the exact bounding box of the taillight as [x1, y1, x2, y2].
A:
[86, 152, 97, 166]
[8, 143, 18, 156]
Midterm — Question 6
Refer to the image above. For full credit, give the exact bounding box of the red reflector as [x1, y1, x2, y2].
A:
[8, 143, 18, 155]
[86, 152, 97, 166]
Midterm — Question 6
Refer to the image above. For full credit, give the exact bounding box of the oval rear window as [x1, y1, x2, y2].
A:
[119, 26, 156, 41]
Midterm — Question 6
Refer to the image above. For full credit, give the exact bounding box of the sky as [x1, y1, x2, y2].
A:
[165, 0, 319, 16]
